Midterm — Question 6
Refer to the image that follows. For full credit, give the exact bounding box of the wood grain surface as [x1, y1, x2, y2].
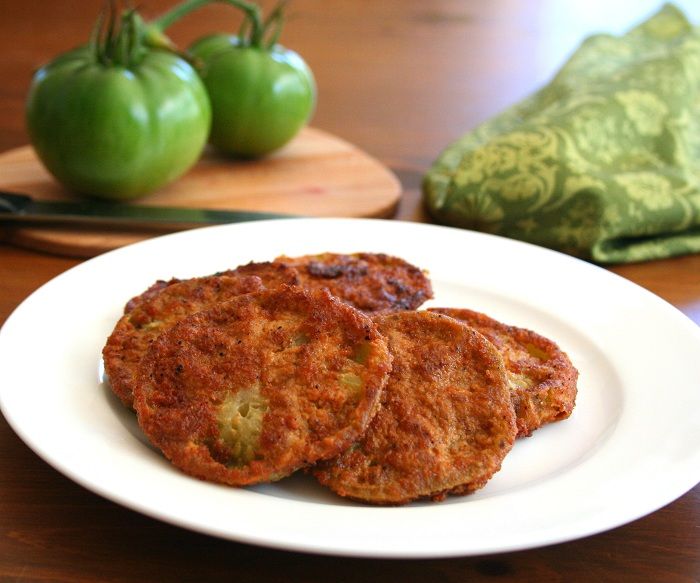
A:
[0, 127, 400, 256]
[1, 0, 699, 581]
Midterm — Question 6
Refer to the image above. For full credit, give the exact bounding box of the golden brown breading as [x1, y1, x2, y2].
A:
[103, 274, 264, 409]
[134, 286, 392, 487]
[275, 252, 433, 313]
[123, 278, 180, 313]
[313, 311, 516, 505]
[429, 307, 578, 437]
[225, 260, 301, 289]
[123, 261, 300, 313]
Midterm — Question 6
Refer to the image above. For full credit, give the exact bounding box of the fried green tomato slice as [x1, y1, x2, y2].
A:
[275, 252, 433, 313]
[429, 307, 578, 438]
[313, 311, 516, 505]
[134, 286, 392, 487]
[122, 261, 300, 313]
[103, 274, 264, 409]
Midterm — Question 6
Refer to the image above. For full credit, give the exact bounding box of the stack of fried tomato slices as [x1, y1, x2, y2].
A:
[103, 252, 578, 505]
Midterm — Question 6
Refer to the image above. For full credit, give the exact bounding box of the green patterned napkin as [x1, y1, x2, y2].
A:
[423, 4, 700, 263]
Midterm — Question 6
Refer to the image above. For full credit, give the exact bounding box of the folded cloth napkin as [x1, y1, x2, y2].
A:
[423, 3, 700, 263]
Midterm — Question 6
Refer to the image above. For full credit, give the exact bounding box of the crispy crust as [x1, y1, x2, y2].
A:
[429, 308, 578, 437]
[275, 253, 433, 313]
[313, 311, 516, 505]
[103, 274, 264, 409]
[134, 286, 392, 487]
[225, 260, 301, 289]
[124, 278, 180, 313]
[123, 261, 300, 313]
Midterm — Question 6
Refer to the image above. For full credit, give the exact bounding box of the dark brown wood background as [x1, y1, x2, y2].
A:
[1, 1, 699, 580]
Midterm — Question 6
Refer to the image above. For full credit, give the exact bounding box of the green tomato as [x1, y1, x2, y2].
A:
[26, 47, 211, 200]
[189, 34, 315, 158]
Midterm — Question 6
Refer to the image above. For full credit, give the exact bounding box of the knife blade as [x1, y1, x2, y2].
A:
[0, 191, 298, 229]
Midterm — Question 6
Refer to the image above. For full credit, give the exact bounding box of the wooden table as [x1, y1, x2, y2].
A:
[2, 1, 699, 579]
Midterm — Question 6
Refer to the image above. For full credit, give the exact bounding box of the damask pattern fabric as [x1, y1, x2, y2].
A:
[423, 4, 700, 263]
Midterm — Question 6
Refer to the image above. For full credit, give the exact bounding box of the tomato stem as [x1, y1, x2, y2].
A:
[89, 10, 106, 63]
[151, 0, 265, 48]
[90, 1, 149, 67]
[261, 0, 287, 49]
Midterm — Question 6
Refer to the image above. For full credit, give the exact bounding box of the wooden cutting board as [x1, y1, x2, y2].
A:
[0, 127, 401, 257]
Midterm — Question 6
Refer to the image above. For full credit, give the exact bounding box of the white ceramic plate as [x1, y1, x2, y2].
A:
[1, 219, 699, 558]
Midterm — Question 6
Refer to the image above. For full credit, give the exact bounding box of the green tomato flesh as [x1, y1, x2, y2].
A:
[190, 36, 315, 158]
[26, 48, 211, 200]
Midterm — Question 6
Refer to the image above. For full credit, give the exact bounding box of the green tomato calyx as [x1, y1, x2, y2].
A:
[90, 2, 157, 68]
[240, 0, 288, 49]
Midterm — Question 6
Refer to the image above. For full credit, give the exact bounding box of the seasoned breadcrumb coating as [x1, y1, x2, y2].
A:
[276, 252, 433, 313]
[314, 311, 516, 505]
[104, 274, 264, 409]
[429, 308, 578, 437]
[134, 286, 392, 486]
